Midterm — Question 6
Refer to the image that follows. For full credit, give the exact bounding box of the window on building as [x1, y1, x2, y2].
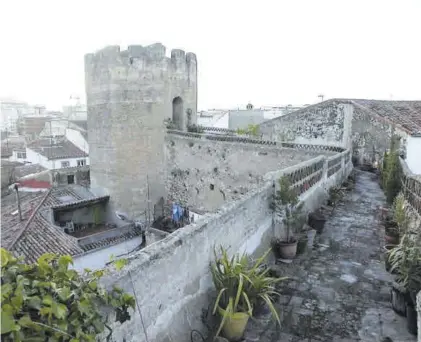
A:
[61, 161, 70, 168]
[67, 175, 75, 184]
[77, 159, 86, 166]
[17, 152, 26, 159]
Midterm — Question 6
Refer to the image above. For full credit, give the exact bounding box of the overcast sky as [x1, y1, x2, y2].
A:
[1, 0, 420, 110]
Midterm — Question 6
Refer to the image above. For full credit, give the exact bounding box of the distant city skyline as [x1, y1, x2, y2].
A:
[1, 0, 420, 111]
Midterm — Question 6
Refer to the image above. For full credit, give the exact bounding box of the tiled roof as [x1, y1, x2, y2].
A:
[1, 140, 25, 157]
[81, 227, 142, 252]
[51, 195, 109, 210]
[23, 116, 51, 136]
[14, 164, 47, 179]
[27, 138, 88, 160]
[4, 185, 110, 263]
[350, 99, 421, 134]
[1, 191, 45, 250]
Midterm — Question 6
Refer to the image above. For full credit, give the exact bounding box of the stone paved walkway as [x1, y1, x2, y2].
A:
[244, 170, 416, 342]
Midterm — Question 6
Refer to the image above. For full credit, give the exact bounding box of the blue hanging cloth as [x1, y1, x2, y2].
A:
[172, 204, 179, 222]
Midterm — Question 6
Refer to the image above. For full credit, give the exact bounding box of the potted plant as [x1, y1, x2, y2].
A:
[308, 210, 327, 235]
[384, 194, 407, 245]
[388, 233, 421, 335]
[271, 176, 302, 259]
[327, 186, 343, 213]
[388, 238, 409, 317]
[384, 244, 398, 273]
[210, 246, 283, 341]
[384, 223, 399, 245]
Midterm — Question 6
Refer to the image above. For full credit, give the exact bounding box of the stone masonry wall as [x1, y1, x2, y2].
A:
[85, 44, 197, 220]
[165, 134, 334, 211]
[259, 100, 353, 148]
[100, 150, 353, 342]
[352, 104, 408, 164]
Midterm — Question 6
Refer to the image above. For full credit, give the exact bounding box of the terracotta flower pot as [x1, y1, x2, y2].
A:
[385, 233, 399, 245]
[406, 303, 418, 335]
[308, 212, 326, 234]
[391, 284, 407, 317]
[296, 237, 308, 255]
[275, 239, 298, 259]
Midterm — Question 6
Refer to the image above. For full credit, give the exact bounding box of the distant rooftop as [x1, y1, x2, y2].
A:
[28, 137, 88, 160]
[259, 98, 421, 135]
[14, 164, 47, 179]
[350, 99, 421, 134]
[1, 185, 114, 263]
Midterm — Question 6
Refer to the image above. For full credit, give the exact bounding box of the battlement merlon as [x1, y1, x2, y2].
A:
[84, 43, 197, 69]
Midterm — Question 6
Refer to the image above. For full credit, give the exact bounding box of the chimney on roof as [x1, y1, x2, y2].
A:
[14, 183, 23, 221]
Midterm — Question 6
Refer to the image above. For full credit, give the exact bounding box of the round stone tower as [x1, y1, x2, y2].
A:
[84, 43, 198, 219]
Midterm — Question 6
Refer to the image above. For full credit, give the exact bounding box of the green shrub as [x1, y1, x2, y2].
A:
[385, 151, 402, 204]
[236, 124, 259, 137]
[1, 249, 135, 342]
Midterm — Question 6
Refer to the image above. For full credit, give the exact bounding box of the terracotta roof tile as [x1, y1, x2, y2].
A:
[2, 185, 139, 263]
[14, 164, 47, 179]
[350, 99, 421, 134]
[27, 138, 88, 160]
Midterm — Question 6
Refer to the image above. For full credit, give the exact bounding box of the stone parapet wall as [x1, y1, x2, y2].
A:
[258, 100, 353, 148]
[165, 134, 336, 212]
[400, 158, 421, 216]
[352, 104, 408, 165]
[399, 158, 421, 236]
[167, 130, 345, 152]
[102, 148, 353, 342]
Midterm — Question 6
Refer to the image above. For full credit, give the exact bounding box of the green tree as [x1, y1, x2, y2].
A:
[236, 124, 259, 137]
[1, 249, 135, 342]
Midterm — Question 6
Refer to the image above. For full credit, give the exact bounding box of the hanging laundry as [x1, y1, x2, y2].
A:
[172, 203, 179, 222]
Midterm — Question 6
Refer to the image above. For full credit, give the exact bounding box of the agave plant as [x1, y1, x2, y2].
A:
[210, 246, 286, 338]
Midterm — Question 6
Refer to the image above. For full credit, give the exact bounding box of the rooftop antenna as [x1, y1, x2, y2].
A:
[318, 94, 325, 102]
[146, 174, 151, 230]
[14, 184, 23, 221]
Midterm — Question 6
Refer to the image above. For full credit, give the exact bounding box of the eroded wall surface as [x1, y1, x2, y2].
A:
[85, 44, 197, 219]
[165, 134, 333, 211]
[352, 105, 408, 164]
[259, 100, 353, 148]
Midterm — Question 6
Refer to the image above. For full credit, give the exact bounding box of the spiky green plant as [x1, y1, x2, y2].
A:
[393, 194, 408, 234]
[210, 247, 286, 338]
[388, 234, 421, 292]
